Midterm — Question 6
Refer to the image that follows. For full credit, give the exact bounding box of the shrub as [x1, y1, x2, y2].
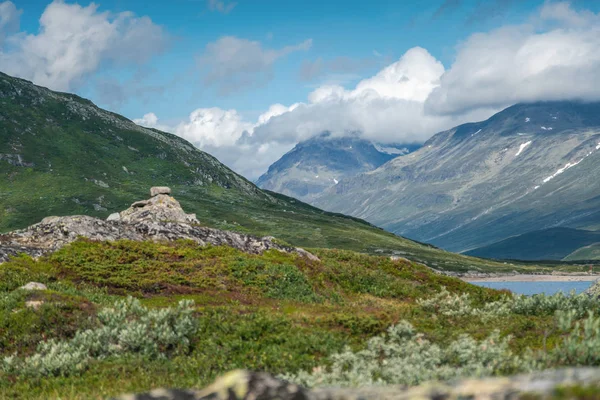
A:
[283, 321, 534, 388]
[2, 297, 197, 377]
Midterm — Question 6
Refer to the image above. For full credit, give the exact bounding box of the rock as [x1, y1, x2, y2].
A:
[0, 189, 318, 263]
[107, 213, 121, 222]
[113, 368, 600, 400]
[150, 186, 171, 197]
[19, 282, 47, 291]
[585, 278, 600, 298]
[120, 194, 199, 224]
[131, 200, 149, 208]
[25, 300, 44, 310]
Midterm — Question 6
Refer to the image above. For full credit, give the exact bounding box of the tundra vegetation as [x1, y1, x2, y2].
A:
[1, 239, 600, 399]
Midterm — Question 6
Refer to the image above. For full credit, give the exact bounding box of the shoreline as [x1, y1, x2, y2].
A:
[463, 274, 600, 283]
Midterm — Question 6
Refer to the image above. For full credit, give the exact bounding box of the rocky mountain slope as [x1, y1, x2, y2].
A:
[257, 133, 419, 202]
[315, 101, 600, 254]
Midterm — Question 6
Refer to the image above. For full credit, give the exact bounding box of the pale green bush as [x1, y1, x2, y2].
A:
[546, 310, 600, 365]
[418, 287, 600, 321]
[1, 297, 198, 377]
[284, 321, 535, 388]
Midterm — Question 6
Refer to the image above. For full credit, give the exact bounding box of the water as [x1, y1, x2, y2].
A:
[468, 281, 594, 296]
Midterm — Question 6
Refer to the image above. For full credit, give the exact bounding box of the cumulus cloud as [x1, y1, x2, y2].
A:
[199, 36, 312, 94]
[134, 105, 298, 179]
[0, 1, 168, 91]
[249, 47, 492, 147]
[207, 0, 237, 14]
[0, 1, 21, 46]
[136, 47, 491, 179]
[426, 1, 600, 115]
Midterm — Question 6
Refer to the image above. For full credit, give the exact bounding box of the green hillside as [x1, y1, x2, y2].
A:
[465, 227, 600, 261]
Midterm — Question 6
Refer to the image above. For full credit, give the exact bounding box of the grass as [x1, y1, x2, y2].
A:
[1, 239, 596, 399]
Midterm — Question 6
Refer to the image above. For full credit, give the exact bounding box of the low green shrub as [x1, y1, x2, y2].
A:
[284, 321, 535, 387]
[2, 297, 197, 377]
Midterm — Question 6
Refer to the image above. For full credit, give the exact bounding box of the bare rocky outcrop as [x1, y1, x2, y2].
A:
[114, 368, 600, 400]
[0, 188, 319, 263]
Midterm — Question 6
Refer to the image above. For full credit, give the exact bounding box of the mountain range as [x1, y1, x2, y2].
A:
[256, 133, 419, 202]
[311, 101, 600, 260]
[0, 70, 549, 273]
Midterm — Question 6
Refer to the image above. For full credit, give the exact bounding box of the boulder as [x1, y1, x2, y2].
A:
[150, 186, 171, 197]
[119, 194, 199, 224]
[19, 282, 47, 291]
[107, 213, 121, 222]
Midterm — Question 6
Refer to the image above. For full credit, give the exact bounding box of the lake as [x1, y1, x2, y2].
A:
[468, 281, 594, 296]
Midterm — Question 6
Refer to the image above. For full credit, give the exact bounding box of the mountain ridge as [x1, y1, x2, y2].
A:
[257, 132, 420, 202]
[315, 101, 600, 254]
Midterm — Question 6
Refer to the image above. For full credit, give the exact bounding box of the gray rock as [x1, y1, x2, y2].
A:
[0, 191, 318, 263]
[107, 213, 121, 222]
[20, 282, 47, 291]
[120, 194, 198, 224]
[113, 368, 600, 400]
[150, 186, 171, 197]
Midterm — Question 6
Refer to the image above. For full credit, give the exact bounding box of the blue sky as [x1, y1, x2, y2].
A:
[13, 0, 594, 121]
[3, 0, 600, 178]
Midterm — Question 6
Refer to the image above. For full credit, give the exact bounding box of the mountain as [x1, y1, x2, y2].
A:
[564, 243, 600, 261]
[257, 133, 420, 202]
[315, 101, 600, 254]
[465, 227, 600, 261]
[2, 70, 563, 273]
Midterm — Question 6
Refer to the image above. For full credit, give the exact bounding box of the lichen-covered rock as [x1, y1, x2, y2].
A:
[119, 194, 199, 224]
[114, 368, 600, 400]
[0, 190, 319, 263]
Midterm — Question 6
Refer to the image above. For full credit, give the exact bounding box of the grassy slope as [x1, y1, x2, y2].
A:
[465, 228, 600, 261]
[0, 72, 595, 273]
[0, 239, 566, 399]
[564, 242, 600, 261]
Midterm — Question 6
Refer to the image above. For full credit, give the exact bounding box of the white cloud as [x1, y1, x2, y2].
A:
[134, 106, 298, 179]
[137, 47, 489, 179]
[207, 0, 237, 14]
[0, 1, 168, 91]
[249, 47, 491, 147]
[0, 1, 21, 46]
[426, 1, 600, 115]
[199, 36, 312, 94]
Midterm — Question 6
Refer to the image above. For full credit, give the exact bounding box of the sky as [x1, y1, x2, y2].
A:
[2, 0, 600, 179]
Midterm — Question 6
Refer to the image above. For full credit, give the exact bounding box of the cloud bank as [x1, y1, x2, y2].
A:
[0, 0, 168, 92]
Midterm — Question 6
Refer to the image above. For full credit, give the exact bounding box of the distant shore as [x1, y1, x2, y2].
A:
[464, 274, 600, 282]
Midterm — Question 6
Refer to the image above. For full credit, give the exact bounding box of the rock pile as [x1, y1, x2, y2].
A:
[0, 187, 319, 263]
[114, 368, 600, 400]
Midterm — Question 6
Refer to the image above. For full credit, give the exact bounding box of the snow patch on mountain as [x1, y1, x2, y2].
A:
[515, 141, 532, 157]
[542, 160, 584, 183]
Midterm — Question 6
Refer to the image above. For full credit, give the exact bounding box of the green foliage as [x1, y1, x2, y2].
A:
[2, 297, 197, 377]
[284, 321, 534, 388]
[0, 290, 96, 355]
